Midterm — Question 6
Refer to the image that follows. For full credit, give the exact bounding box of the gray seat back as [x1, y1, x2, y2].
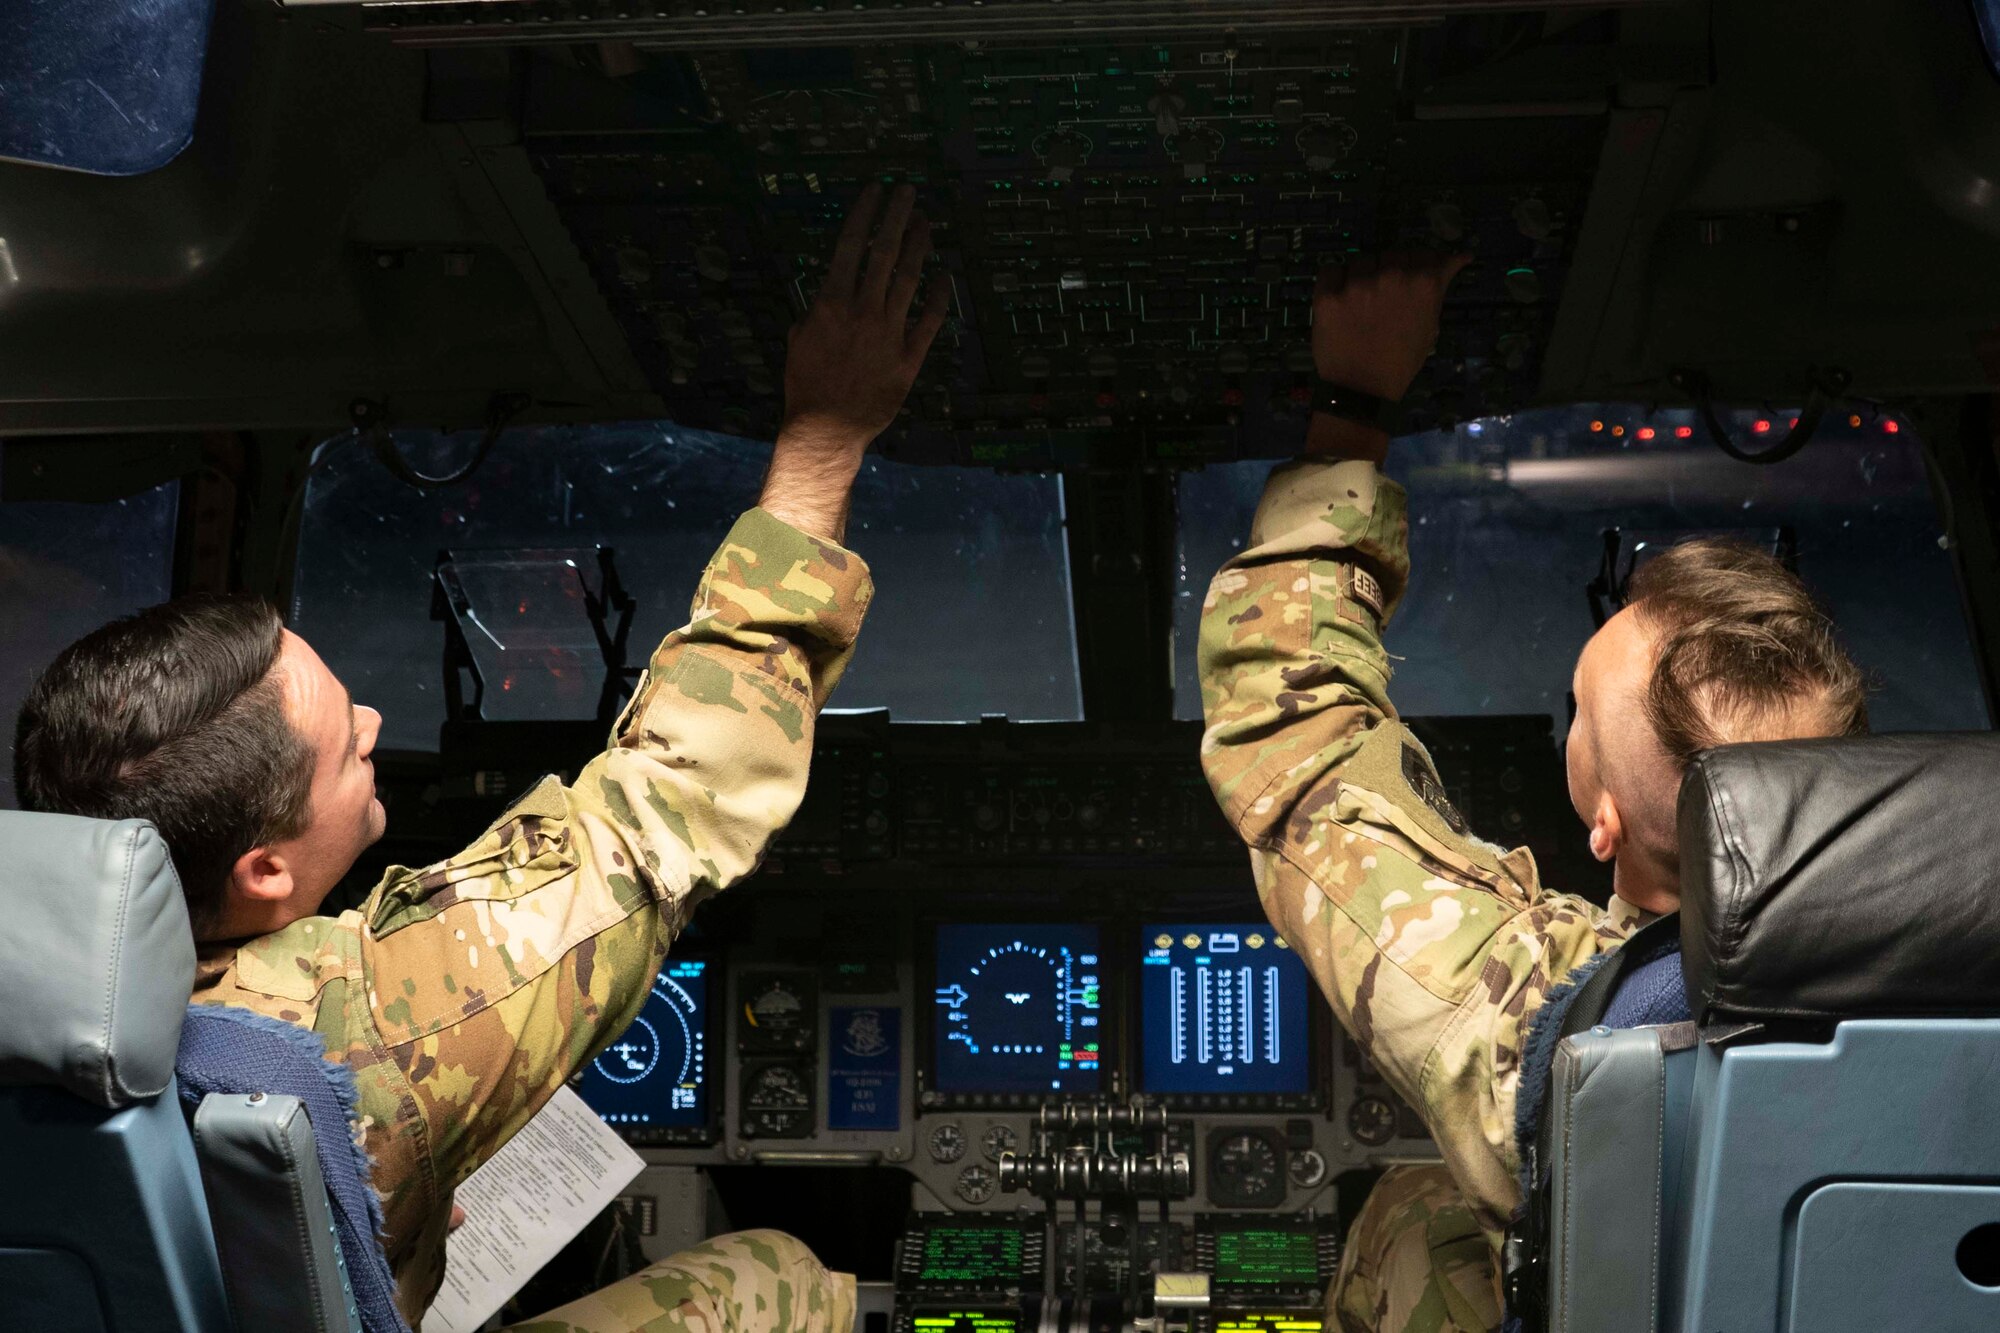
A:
[1543, 734, 2000, 1332]
[1671, 1019, 2000, 1330]
[0, 810, 231, 1333]
[0, 810, 361, 1333]
[195, 1093, 364, 1333]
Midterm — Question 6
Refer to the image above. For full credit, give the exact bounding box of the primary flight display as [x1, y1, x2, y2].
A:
[932, 924, 1105, 1094]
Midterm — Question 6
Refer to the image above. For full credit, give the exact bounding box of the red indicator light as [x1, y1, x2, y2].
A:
[1884, 419, 1901, 434]
[1848, 413, 1863, 428]
[1789, 416, 1800, 429]
[1636, 426, 1657, 441]
[1589, 419, 1605, 432]
[1752, 418, 1772, 434]
[1674, 425, 1693, 439]
[1610, 425, 1625, 437]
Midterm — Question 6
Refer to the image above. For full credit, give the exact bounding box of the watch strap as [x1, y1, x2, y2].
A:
[1311, 379, 1401, 432]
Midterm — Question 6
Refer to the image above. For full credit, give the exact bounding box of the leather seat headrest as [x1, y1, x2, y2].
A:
[0, 812, 195, 1106]
[1677, 732, 2000, 1024]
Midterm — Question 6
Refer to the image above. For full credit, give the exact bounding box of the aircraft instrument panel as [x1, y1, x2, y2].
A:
[931, 925, 1105, 1097]
[1140, 924, 1312, 1098]
[573, 958, 715, 1144]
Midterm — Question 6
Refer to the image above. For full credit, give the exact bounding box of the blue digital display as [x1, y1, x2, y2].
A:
[1140, 925, 1311, 1095]
[576, 960, 710, 1128]
[932, 925, 1103, 1094]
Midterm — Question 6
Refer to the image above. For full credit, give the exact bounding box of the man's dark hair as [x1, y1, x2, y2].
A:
[1629, 538, 1869, 767]
[13, 595, 315, 935]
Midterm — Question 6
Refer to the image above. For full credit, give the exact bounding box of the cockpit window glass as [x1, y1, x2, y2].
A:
[293, 424, 1081, 751]
[1975, 0, 2000, 78]
[1, 483, 180, 809]
[1174, 406, 1990, 734]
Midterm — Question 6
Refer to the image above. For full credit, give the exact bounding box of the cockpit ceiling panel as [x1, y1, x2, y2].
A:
[517, 34, 1602, 462]
[317, 0, 1672, 51]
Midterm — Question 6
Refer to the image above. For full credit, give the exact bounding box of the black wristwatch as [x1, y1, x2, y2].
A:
[1311, 379, 1402, 434]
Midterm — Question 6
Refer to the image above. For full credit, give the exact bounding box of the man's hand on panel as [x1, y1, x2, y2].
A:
[760, 183, 951, 541]
[1305, 250, 1471, 461]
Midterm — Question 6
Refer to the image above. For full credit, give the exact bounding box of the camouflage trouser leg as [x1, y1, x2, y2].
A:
[500, 1229, 857, 1333]
[1326, 1165, 1504, 1333]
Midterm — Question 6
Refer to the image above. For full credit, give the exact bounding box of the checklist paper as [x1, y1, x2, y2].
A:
[421, 1086, 646, 1333]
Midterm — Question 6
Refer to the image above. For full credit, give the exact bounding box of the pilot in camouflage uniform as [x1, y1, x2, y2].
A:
[1198, 456, 1649, 1333]
[193, 507, 868, 1331]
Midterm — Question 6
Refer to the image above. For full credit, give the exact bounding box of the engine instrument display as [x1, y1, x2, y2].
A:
[1140, 924, 1311, 1096]
[932, 925, 1104, 1094]
[574, 959, 711, 1141]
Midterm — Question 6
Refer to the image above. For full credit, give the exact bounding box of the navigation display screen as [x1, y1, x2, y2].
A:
[932, 925, 1103, 1094]
[1141, 925, 1312, 1095]
[1213, 1228, 1321, 1287]
[575, 959, 710, 1130]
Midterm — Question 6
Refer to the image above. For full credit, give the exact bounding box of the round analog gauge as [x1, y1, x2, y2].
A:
[928, 1123, 967, 1164]
[982, 1124, 1018, 1163]
[1348, 1095, 1398, 1146]
[745, 977, 808, 1036]
[956, 1164, 997, 1204]
[746, 1064, 809, 1108]
[1288, 1148, 1328, 1189]
[1210, 1131, 1283, 1207]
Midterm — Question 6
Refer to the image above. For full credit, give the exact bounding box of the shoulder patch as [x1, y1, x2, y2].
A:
[1348, 565, 1386, 619]
[1401, 741, 1470, 836]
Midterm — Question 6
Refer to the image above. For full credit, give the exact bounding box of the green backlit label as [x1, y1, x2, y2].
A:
[1213, 1229, 1319, 1285]
[910, 1311, 1020, 1333]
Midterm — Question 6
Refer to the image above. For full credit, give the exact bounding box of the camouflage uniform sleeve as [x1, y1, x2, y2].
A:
[358, 507, 871, 1218]
[1198, 458, 1633, 1241]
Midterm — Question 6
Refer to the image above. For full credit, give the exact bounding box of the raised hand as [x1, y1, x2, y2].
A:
[1311, 250, 1473, 402]
[759, 183, 950, 541]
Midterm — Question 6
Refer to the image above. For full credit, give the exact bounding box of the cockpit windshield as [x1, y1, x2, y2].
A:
[1177, 404, 1988, 733]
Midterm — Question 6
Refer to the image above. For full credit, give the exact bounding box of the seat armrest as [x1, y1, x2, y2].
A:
[1548, 1026, 1667, 1333]
[191, 1093, 363, 1333]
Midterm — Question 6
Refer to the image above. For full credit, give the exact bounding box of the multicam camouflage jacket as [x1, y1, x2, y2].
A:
[192, 508, 872, 1325]
[1197, 458, 1645, 1250]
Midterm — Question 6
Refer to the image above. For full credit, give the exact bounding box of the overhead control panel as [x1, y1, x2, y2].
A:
[514, 28, 1601, 464]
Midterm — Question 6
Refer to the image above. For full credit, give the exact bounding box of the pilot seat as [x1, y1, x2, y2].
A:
[1526, 732, 2000, 1332]
[0, 810, 365, 1333]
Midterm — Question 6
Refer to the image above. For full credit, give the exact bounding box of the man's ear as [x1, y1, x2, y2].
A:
[1587, 792, 1623, 864]
[229, 845, 297, 905]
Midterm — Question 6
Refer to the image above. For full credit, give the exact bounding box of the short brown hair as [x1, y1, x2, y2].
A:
[1629, 538, 1868, 768]
[13, 595, 315, 936]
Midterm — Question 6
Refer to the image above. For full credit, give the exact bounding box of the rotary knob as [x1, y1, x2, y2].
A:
[1348, 1095, 1398, 1147]
[1297, 121, 1358, 172]
[1426, 202, 1467, 243]
[694, 244, 731, 284]
[956, 1165, 997, 1204]
[1513, 197, 1555, 240]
